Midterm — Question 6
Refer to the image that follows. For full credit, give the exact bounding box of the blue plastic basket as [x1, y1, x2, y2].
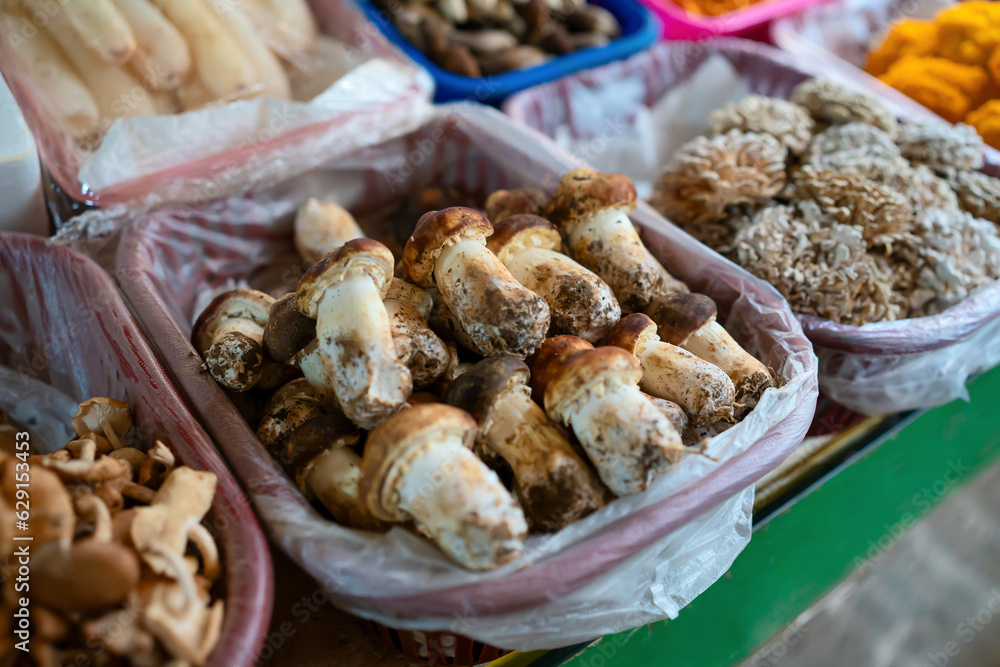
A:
[359, 0, 660, 104]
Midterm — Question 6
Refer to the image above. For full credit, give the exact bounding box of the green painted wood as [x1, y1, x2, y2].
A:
[551, 365, 1000, 667]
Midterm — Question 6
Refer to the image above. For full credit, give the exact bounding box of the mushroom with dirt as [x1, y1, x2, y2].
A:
[193, 289, 276, 391]
[603, 314, 736, 427]
[544, 168, 688, 313]
[294, 198, 365, 266]
[645, 292, 773, 409]
[487, 213, 621, 343]
[296, 239, 413, 429]
[445, 356, 606, 531]
[483, 187, 549, 222]
[541, 344, 688, 496]
[360, 402, 528, 570]
[401, 207, 551, 358]
[384, 278, 451, 388]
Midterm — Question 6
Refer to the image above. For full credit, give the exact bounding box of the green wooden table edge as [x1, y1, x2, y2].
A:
[507, 365, 1000, 667]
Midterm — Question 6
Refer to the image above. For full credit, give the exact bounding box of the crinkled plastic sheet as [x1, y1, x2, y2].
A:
[104, 105, 816, 650]
[0, 0, 433, 209]
[0, 232, 272, 667]
[504, 39, 1000, 415]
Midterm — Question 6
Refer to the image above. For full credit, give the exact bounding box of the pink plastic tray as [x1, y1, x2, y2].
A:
[0, 232, 272, 667]
[642, 0, 833, 39]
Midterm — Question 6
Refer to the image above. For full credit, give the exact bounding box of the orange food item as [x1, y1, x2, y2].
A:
[879, 56, 990, 123]
[865, 19, 938, 77]
[673, 0, 760, 17]
[934, 1, 1000, 66]
[967, 99, 1000, 149]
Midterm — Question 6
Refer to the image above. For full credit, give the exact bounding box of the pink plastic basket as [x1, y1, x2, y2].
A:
[0, 232, 273, 667]
[641, 0, 834, 39]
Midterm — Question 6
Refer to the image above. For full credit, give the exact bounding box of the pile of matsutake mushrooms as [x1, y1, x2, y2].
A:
[0, 400, 223, 666]
[193, 168, 775, 571]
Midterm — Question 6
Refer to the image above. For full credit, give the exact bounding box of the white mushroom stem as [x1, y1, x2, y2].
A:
[304, 447, 373, 528]
[186, 523, 221, 581]
[435, 238, 550, 357]
[680, 319, 772, 406]
[295, 341, 335, 405]
[635, 337, 736, 427]
[315, 274, 410, 429]
[384, 298, 449, 388]
[503, 247, 621, 343]
[485, 386, 605, 527]
[554, 379, 684, 496]
[386, 437, 526, 570]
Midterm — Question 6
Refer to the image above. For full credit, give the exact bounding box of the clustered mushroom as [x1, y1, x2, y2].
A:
[1, 399, 223, 665]
[652, 77, 1000, 325]
[378, 0, 622, 77]
[193, 171, 774, 570]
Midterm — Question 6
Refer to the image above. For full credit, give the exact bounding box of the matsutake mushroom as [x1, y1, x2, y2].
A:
[70, 397, 133, 449]
[445, 356, 606, 531]
[645, 292, 773, 409]
[487, 214, 621, 343]
[401, 207, 550, 358]
[603, 314, 736, 427]
[542, 345, 687, 496]
[360, 403, 527, 570]
[193, 289, 275, 391]
[295, 239, 412, 429]
[545, 168, 688, 313]
[483, 187, 548, 222]
[294, 198, 365, 266]
[384, 278, 451, 388]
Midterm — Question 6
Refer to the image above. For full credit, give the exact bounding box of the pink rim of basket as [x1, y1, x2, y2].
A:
[642, 0, 836, 38]
[0, 233, 273, 667]
[0, 0, 428, 208]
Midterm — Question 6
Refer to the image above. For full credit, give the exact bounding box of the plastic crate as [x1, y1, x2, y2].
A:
[359, 0, 659, 104]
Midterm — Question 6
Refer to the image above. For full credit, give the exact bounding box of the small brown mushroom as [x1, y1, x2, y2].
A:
[256, 387, 326, 451]
[603, 314, 736, 427]
[0, 463, 73, 546]
[488, 214, 621, 343]
[477, 45, 550, 74]
[401, 207, 551, 358]
[384, 278, 451, 388]
[449, 29, 519, 54]
[192, 289, 275, 391]
[293, 198, 364, 266]
[263, 293, 319, 365]
[645, 292, 773, 409]
[296, 239, 413, 429]
[565, 5, 620, 37]
[71, 398, 133, 449]
[526, 334, 595, 404]
[439, 43, 482, 77]
[483, 187, 549, 222]
[545, 168, 688, 312]
[543, 346, 686, 496]
[445, 356, 606, 531]
[360, 403, 528, 570]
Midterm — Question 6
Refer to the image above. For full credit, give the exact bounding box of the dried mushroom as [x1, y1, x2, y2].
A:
[790, 78, 899, 138]
[950, 169, 1000, 223]
[888, 165, 961, 211]
[708, 95, 815, 155]
[895, 122, 985, 173]
[652, 129, 786, 231]
[803, 123, 909, 182]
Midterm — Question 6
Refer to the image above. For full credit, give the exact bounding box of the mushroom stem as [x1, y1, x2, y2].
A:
[679, 320, 773, 407]
[485, 385, 606, 529]
[100, 419, 124, 449]
[503, 246, 621, 343]
[315, 273, 411, 429]
[304, 446, 375, 528]
[204, 320, 266, 391]
[187, 523, 221, 581]
[434, 237, 550, 358]
[387, 434, 525, 570]
[384, 298, 450, 389]
[636, 340, 736, 427]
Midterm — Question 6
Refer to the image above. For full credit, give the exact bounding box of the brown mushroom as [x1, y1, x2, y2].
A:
[256, 386, 326, 451]
[445, 356, 606, 531]
[401, 207, 551, 358]
[543, 346, 687, 496]
[0, 462, 73, 547]
[488, 214, 621, 343]
[483, 187, 549, 222]
[296, 239, 413, 429]
[545, 168, 688, 312]
[360, 403, 527, 570]
[71, 398, 133, 449]
[192, 289, 275, 391]
[526, 334, 595, 405]
[294, 198, 364, 266]
[263, 292, 318, 365]
[603, 314, 735, 427]
[642, 393, 689, 436]
[384, 278, 451, 389]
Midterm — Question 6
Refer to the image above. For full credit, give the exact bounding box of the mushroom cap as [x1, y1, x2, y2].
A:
[296, 239, 395, 318]
[34, 539, 142, 612]
[280, 412, 361, 490]
[601, 313, 658, 355]
[256, 395, 325, 451]
[543, 168, 637, 229]
[526, 335, 594, 404]
[192, 289, 274, 356]
[263, 293, 317, 363]
[486, 214, 562, 263]
[544, 347, 642, 415]
[484, 188, 549, 222]
[644, 293, 718, 346]
[401, 207, 493, 287]
[361, 403, 478, 522]
[443, 356, 530, 426]
[386, 277, 433, 319]
[70, 398, 132, 441]
[265, 378, 320, 411]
